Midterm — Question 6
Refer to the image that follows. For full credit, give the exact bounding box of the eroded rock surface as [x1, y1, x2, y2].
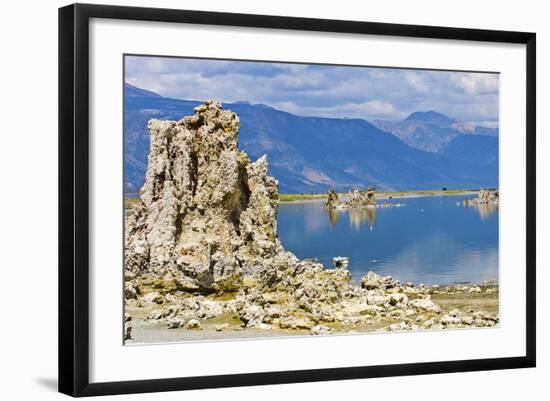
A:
[326, 186, 401, 210]
[327, 187, 376, 209]
[125, 101, 282, 292]
[347, 186, 377, 207]
[326, 187, 340, 209]
[465, 188, 499, 206]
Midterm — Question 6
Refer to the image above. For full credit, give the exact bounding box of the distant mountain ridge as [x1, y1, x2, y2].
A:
[372, 111, 498, 153]
[404, 111, 455, 125]
[443, 135, 498, 168]
[125, 84, 162, 98]
[124, 83, 498, 195]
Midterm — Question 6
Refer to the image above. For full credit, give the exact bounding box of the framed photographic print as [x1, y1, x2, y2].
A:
[58, 3, 536, 397]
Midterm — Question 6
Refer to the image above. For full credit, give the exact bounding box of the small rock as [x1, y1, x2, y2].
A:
[240, 303, 265, 328]
[423, 318, 435, 329]
[408, 296, 441, 313]
[483, 313, 499, 323]
[441, 311, 462, 326]
[361, 271, 399, 290]
[256, 323, 272, 330]
[197, 300, 224, 319]
[167, 318, 184, 329]
[332, 256, 350, 269]
[124, 324, 132, 340]
[124, 284, 139, 300]
[388, 322, 410, 331]
[310, 325, 332, 335]
[388, 293, 408, 306]
[185, 319, 202, 330]
[143, 291, 162, 304]
[215, 323, 231, 332]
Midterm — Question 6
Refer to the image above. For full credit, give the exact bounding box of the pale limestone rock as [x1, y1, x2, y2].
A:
[166, 317, 184, 329]
[311, 325, 332, 335]
[464, 188, 499, 206]
[332, 256, 350, 268]
[143, 291, 162, 304]
[125, 101, 283, 292]
[408, 296, 441, 313]
[347, 187, 377, 208]
[124, 283, 139, 300]
[215, 323, 230, 332]
[361, 272, 400, 291]
[185, 319, 202, 330]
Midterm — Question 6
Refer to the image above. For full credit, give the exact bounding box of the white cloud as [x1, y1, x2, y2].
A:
[450, 73, 499, 95]
[124, 56, 499, 124]
[274, 100, 405, 120]
[405, 72, 429, 93]
[471, 120, 499, 129]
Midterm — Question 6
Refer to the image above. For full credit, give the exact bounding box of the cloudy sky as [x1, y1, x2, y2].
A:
[125, 55, 499, 127]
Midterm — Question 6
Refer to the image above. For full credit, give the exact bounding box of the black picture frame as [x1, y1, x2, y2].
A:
[58, 3, 536, 397]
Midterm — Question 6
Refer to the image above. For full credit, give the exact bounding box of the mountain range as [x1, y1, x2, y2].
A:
[124, 83, 498, 195]
[372, 111, 498, 153]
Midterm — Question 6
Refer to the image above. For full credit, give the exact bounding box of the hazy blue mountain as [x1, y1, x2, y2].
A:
[474, 126, 499, 136]
[443, 134, 498, 167]
[404, 111, 455, 125]
[124, 83, 498, 195]
[125, 84, 162, 98]
[372, 111, 498, 153]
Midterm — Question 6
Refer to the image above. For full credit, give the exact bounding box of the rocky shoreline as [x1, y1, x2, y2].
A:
[124, 101, 499, 343]
[125, 276, 499, 344]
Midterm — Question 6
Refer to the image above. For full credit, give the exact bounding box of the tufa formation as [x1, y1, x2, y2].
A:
[464, 188, 499, 206]
[125, 101, 283, 292]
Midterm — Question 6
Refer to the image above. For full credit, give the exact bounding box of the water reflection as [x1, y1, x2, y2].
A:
[475, 204, 498, 220]
[277, 195, 499, 286]
[327, 208, 339, 228]
[348, 208, 376, 231]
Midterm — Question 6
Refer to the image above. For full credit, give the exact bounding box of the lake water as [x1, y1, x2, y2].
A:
[277, 195, 499, 286]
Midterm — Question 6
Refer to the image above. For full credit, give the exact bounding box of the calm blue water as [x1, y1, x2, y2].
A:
[277, 195, 499, 286]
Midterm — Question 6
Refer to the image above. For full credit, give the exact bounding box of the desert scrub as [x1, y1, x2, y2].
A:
[206, 292, 238, 302]
[278, 193, 327, 202]
[124, 197, 140, 208]
[377, 189, 478, 198]
[431, 290, 499, 314]
[277, 188, 480, 202]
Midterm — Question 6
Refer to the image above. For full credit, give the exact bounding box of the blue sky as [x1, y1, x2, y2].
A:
[125, 55, 499, 127]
